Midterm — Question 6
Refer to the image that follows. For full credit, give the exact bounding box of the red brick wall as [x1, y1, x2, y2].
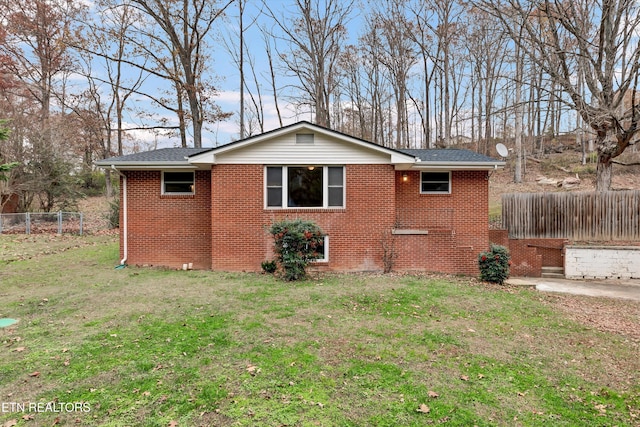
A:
[122, 166, 492, 275]
[393, 170, 490, 275]
[120, 170, 212, 269]
[210, 164, 397, 271]
[488, 230, 566, 277]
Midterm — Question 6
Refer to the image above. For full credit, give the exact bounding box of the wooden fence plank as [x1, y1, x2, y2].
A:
[501, 190, 640, 240]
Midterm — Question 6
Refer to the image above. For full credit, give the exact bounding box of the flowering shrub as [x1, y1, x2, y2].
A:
[478, 244, 511, 284]
[268, 219, 324, 281]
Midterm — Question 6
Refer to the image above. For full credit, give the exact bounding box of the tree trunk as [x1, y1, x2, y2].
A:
[595, 128, 618, 191]
[595, 152, 612, 192]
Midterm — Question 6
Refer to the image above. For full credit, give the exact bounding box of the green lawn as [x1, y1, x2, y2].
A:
[0, 234, 638, 426]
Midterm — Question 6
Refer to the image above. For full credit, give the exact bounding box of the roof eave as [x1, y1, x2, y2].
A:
[95, 161, 199, 170]
[412, 161, 506, 171]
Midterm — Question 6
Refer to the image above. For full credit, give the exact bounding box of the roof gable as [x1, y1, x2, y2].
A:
[189, 121, 416, 166]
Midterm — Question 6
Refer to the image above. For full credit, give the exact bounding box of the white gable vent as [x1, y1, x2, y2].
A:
[296, 133, 314, 144]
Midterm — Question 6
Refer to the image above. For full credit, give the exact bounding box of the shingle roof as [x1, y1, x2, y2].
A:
[399, 148, 500, 163]
[95, 129, 503, 171]
[97, 147, 212, 166]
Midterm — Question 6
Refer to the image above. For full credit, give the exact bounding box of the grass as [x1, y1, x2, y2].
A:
[0, 235, 638, 426]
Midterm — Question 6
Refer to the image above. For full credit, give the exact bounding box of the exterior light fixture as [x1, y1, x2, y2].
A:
[402, 173, 408, 182]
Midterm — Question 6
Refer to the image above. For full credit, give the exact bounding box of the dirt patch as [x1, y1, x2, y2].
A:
[541, 293, 640, 341]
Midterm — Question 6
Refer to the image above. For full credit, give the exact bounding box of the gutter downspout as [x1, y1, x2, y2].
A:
[111, 165, 127, 265]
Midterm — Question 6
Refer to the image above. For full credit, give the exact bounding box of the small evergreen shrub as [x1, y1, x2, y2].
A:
[261, 260, 277, 274]
[105, 198, 120, 229]
[478, 244, 511, 284]
[268, 219, 324, 281]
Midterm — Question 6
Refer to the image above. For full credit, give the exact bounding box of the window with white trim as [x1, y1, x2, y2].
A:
[312, 235, 329, 263]
[420, 171, 450, 194]
[265, 166, 345, 208]
[162, 171, 195, 194]
[295, 133, 315, 144]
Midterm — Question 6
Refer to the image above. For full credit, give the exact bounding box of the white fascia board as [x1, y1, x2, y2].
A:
[187, 150, 217, 165]
[389, 152, 419, 164]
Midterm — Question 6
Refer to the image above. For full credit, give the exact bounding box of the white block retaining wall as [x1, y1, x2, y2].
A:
[565, 246, 640, 279]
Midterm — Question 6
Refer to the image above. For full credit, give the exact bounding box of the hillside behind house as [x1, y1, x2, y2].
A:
[489, 145, 640, 219]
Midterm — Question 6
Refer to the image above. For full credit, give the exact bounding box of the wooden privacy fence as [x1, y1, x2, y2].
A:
[502, 190, 640, 240]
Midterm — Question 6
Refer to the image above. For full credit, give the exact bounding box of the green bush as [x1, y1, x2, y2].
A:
[268, 219, 324, 281]
[478, 244, 511, 284]
[261, 260, 277, 274]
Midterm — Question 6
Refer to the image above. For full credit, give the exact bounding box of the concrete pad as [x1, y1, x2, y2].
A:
[505, 277, 640, 302]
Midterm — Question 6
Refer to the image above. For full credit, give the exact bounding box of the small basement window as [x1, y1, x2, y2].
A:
[311, 235, 329, 263]
[163, 171, 195, 194]
[420, 171, 450, 194]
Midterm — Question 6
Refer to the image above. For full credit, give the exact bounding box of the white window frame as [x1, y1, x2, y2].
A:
[311, 235, 329, 263]
[264, 166, 345, 209]
[295, 133, 315, 144]
[420, 171, 451, 194]
[162, 171, 195, 195]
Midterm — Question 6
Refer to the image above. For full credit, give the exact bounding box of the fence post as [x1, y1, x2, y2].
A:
[79, 212, 83, 236]
[26, 212, 30, 235]
[58, 211, 63, 235]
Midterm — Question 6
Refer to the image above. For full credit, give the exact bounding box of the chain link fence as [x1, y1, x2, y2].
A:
[0, 212, 84, 235]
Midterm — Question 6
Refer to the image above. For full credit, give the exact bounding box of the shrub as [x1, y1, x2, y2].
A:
[478, 244, 511, 284]
[261, 260, 277, 274]
[268, 219, 324, 281]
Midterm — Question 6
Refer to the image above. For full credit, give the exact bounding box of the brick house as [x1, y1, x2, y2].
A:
[97, 121, 504, 275]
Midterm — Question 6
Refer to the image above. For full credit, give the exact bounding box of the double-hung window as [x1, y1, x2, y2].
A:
[266, 166, 345, 208]
[162, 171, 195, 194]
[420, 171, 451, 194]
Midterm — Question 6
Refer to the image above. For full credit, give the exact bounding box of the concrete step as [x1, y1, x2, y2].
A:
[541, 266, 564, 279]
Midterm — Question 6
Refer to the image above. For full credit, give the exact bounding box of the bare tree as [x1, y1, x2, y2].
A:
[336, 44, 370, 140]
[369, 1, 417, 148]
[406, 1, 437, 148]
[129, 0, 233, 147]
[0, 0, 88, 211]
[430, 0, 464, 146]
[513, 38, 524, 183]
[0, 0, 81, 120]
[265, 0, 354, 128]
[479, 0, 640, 191]
[465, 7, 509, 154]
[359, 20, 394, 146]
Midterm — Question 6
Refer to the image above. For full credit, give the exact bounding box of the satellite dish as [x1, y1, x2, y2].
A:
[496, 143, 509, 158]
